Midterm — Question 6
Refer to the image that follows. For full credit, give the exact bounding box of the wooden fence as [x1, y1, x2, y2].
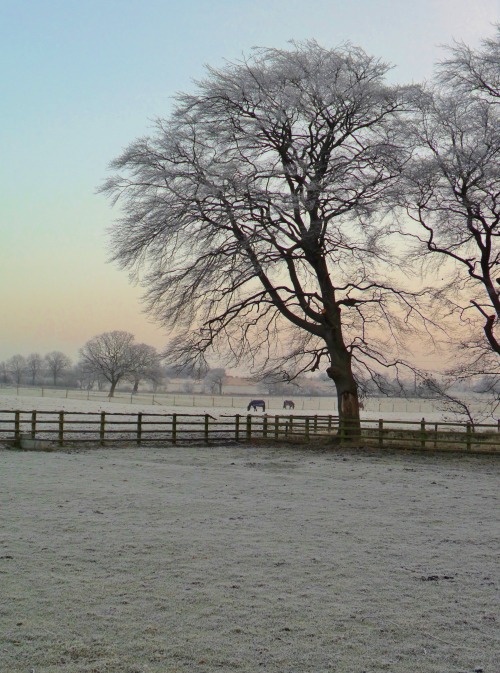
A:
[0, 410, 337, 447]
[1, 410, 499, 453]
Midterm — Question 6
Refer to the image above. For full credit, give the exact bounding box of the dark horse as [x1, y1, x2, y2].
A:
[283, 400, 295, 410]
[248, 399, 266, 412]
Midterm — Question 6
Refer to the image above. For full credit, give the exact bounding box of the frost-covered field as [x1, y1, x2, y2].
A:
[1, 402, 499, 673]
[0, 391, 470, 423]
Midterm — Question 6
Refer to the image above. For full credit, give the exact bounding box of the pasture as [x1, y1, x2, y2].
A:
[1, 430, 498, 672]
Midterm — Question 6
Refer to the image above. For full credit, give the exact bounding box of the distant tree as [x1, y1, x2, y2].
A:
[79, 330, 136, 397]
[45, 351, 72, 387]
[259, 373, 295, 396]
[102, 41, 426, 438]
[8, 355, 26, 385]
[26, 353, 43, 386]
[203, 368, 226, 395]
[0, 361, 12, 385]
[127, 343, 162, 393]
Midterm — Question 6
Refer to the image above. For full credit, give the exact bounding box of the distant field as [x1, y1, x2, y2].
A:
[0, 386, 490, 421]
[1, 443, 498, 673]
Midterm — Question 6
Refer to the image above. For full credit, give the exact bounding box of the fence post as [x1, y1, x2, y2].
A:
[420, 418, 426, 450]
[434, 423, 438, 449]
[305, 417, 310, 440]
[313, 415, 318, 434]
[31, 411, 37, 440]
[378, 419, 383, 449]
[235, 414, 240, 441]
[466, 422, 472, 451]
[59, 411, 64, 446]
[137, 412, 142, 446]
[14, 411, 20, 444]
[274, 415, 279, 440]
[172, 413, 177, 444]
[246, 414, 252, 441]
[205, 414, 209, 444]
[100, 412, 106, 446]
[263, 414, 268, 438]
[290, 416, 294, 436]
[328, 415, 332, 433]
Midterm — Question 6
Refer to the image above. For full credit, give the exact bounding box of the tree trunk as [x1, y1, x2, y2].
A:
[109, 380, 117, 397]
[326, 357, 361, 442]
[132, 379, 139, 394]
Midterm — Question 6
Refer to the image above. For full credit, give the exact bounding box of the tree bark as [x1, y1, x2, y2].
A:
[326, 356, 361, 441]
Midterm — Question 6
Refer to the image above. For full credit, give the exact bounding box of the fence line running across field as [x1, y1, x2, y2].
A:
[1, 410, 500, 453]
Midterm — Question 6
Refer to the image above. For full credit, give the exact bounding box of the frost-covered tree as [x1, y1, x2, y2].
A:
[26, 353, 43, 386]
[0, 361, 11, 385]
[45, 351, 72, 386]
[398, 29, 500, 373]
[438, 25, 500, 102]
[8, 354, 26, 385]
[203, 368, 226, 395]
[102, 41, 426, 436]
[127, 343, 162, 393]
[79, 331, 136, 397]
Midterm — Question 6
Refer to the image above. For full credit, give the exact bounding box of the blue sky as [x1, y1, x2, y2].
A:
[1, 0, 499, 362]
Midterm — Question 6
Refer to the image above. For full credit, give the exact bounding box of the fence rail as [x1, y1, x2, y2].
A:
[1, 410, 500, 453]
[0, 410, 338, 447]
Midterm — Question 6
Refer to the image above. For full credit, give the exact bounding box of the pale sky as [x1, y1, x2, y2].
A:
[1, 0, 499, 364]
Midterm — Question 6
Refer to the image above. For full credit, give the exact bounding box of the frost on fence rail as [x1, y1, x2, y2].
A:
[0, 410, 339, 445]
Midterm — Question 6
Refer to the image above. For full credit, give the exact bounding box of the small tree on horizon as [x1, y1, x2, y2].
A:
[45, 351, 72, 387]
[7, 355, 27, 385]
[26, 353, 43, 386]
[79, 331, 136, 397]
[127, 343, 163, 393]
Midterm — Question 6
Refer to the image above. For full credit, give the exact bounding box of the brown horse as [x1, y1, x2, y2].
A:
[283, 400, 295, 410]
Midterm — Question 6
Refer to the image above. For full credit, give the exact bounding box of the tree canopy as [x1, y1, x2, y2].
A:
[398, 28, 500, 379]
[102, 41, 428, 431]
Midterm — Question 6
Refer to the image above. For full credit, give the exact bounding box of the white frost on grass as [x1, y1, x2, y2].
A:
[0, 392, 462, 423]
[1, 440, 499, 673]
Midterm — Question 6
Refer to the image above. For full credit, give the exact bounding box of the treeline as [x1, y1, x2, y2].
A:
[0, 331, 164, 395]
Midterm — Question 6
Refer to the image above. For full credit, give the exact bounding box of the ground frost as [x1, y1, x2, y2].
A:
[1, 444, 498, 672]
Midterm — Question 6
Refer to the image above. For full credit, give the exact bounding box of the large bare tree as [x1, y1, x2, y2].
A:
[398, 30, 500, 377]
[102, 42, 425, 434]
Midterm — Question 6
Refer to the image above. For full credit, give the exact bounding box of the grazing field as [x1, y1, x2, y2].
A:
[0, 385, 493, 422]
[1, 440, 498, 673]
